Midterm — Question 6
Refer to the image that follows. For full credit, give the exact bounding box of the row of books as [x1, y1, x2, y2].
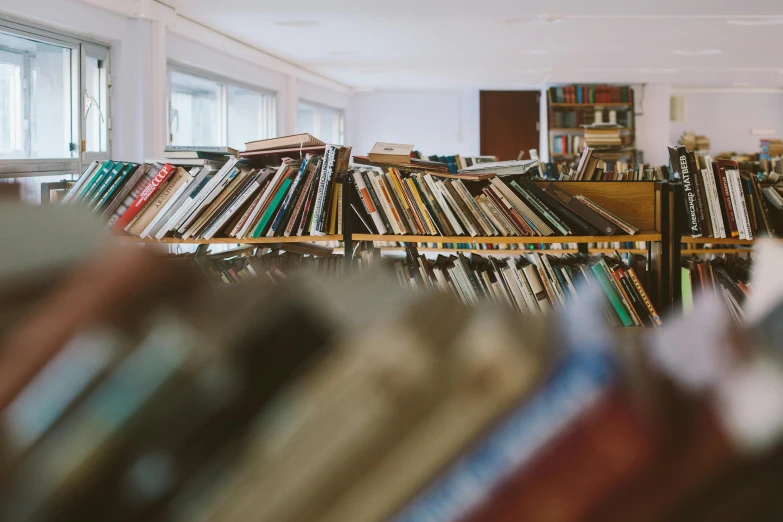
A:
[550, 109, 630, 129]
[387, 246, 661, 328]
[550, 133, 585, 156]
[411, 152, 497, 174]
[669, 146, 780, 239]
[9, 202, 783, 521]
[373, 240, 649, 252]
[681, 253, 751, 322]
[350, 169, 640, 237]
[63, 145, 351, 240]
[548, 85, 633, 104]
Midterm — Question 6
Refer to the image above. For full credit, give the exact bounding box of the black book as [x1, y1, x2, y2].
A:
[350, 203, 374, 234]
[519, 180, 602, 236]
[669, 146, 701, 237]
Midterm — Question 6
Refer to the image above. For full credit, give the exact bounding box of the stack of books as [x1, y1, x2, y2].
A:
[63, 142, 351, 240]
[583, 124, 629, 148]
[669, 146, 781, 239]
[678, 131, 710, 153]
[550, 150, 668, 181]
[386, 246, 661, 328]
[681, 253, 751, 322]
[411, 151, 498, 174]
[350, 169, 639, 237]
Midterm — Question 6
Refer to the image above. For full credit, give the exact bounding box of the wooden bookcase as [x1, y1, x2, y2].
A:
[546, 85, 637, 165]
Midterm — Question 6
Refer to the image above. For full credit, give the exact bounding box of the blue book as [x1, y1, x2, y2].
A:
[391, 350, 615, 522]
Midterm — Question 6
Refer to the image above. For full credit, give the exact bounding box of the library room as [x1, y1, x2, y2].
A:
[3, 0, 783, 520]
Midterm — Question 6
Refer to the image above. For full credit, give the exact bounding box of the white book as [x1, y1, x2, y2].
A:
[446, 265, 471, 305]
[175, 157, 240, 234]
[435, 180, 477, 236]
[140, 168, 197, 238]
[702, 158, 726, 238]
[62, 161, 101, 204]
[725, 169, 748, 240]
[155, 166, 216, 239]
[352, 171, 387, 234]
[500, 266, 528, 313]
[310, 145, 336, 235]
[423, 173, 463, 235]
[522, 264, 552, 314]
[732, 169, 753, 240]
[477, 195, 511, 236]
[370, 172, 401, 234]
[237, 163, 289, 238]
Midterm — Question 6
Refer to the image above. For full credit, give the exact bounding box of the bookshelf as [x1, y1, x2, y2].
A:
[547, 85, 636, 163]
[116, 235, 342, 245]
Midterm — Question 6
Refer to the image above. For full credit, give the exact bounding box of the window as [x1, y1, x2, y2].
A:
[297, 101, 345, 144]
[168, 66, 276, 150]
[0, 16, 111, 178]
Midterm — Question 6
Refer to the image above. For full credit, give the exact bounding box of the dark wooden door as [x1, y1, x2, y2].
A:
[480, 91, 540, 161]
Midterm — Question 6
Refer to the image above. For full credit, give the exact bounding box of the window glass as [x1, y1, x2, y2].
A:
[296, 101, 345, 144]
[0, 31, 75, 159]
[227, 85, 275, 151]
[169, 69, 222, 147]
[84, 54, 108, 153]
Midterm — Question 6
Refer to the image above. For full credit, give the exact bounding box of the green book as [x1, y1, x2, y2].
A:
[88, 162, 126, 209]
[590, 263, 634, 327]
[681, 267, 693, 313]
[75, 160, 113, 203]
[251, 178, 292, 238]
[94, 163, 137, 212]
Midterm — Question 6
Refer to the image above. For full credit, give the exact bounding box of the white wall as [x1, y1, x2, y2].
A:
[350, 90, 479, 157]
[670, 91, 783, 155]
[634, 84, 672, 166]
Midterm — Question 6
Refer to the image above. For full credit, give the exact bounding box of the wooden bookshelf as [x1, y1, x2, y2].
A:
[354, 233, 659, 244]
[681, 236, 758, 245]
[549, 127, 631, 133]
[682, 248, 754, 255]
[378, 247, 648, 256]
[116, 235, 342, 245]
[549, 103, 633, 109]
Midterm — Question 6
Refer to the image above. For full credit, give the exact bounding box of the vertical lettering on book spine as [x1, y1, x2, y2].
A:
[679, 152, 700, 236]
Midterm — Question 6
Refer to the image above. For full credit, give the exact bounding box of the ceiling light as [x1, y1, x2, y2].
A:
[274, 20, 320, 27]
[727, 18, 783, 26]
[527, 49, 548, 55]
[673, 49, 722, 56]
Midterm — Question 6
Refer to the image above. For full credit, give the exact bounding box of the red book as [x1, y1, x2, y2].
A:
[712, 162, 739, 238]
[461, 391, 657, 522]
[111, 163, 176, 233]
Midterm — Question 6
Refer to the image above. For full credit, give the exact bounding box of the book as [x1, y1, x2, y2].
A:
[543, 183, 617, 235]
[111, 164, 176, 233]
[368, 142, 414, 164]
[244, 133, 324, 152]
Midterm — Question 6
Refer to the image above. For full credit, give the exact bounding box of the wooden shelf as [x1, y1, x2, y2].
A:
[115, 235, 342, 245]
[550, 102, 633, 109]
[354, 232, 660, 244]
[681, 236, 756, 245]
[378, 247, 647, 256]
[682, 248, 754, 255]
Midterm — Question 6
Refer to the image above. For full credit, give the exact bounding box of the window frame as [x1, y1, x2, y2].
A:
[297, 99, 346, 145]
[167, 62, 277, 150]
[0, 14, 112, 178]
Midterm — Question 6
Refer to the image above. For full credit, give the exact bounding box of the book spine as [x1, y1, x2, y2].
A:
[111, 164, 176, 233]
[750, 174, 776, 237]
[407, 178, 439, 235]
[688, 152, 710, 236]
[267, 160, 309, 237]
[590, 263, 634, 327]
[239, 164, 288, 238]
[485, 186, 534, 236]
[252, 178, 292, 238]
[543, 183, 617, 235]
[424, 174, 463, 235]
[522, 264, 552, 314]
[626, 267, 662, 326]
[454, 180, 497, 236]
[477, 196, 509, 236]
[370, 171, 402, 234]
[511, 181, 571, 235]
[415, 174, 454, 235]
[232, 190, 265, 238]
[677, 148, 702, 237]
[714, 163, 739, 238]
[283, 167, 317, 237]
[141, 172, 194, 238]
[88, 163, 125, 209]
[731, 169, 753, 240]
[508, 260, 541, 315]
[94, 164, 134, 212]
[101, 165, 151, 224]
[375, 173, 407, 234]
[539, 254, 567, 307]
[352, 171, 387, 234]
[311, 146, 337, 235]
[703, 161, 726, 238]
[297, 168, 322, 236]
[391, 352, 614, 522]
[723, 168, 745, 239]
[386, 171, 417, 233]
[62, 161, 100, 204]
[611, 268, 646, 327]
[574, 196, 638, 235]
[438, 181, 477, 236]
[205, 179, 261, 240]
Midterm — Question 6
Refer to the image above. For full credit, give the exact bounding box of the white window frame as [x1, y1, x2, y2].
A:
[0, 15, 111, 179]
[167, 63, 277, 149]
[297, 99, 346, 145]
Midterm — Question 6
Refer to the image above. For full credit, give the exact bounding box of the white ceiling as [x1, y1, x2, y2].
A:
[178, 0, 783, 90]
